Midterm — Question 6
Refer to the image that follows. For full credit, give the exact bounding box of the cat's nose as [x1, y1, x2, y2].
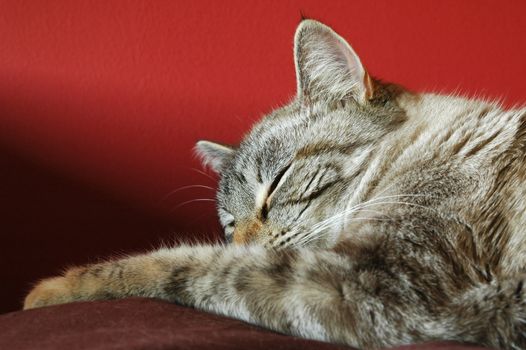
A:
[233, 219, 262, 245]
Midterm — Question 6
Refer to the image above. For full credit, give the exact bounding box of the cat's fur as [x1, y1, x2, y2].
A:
[24, 20, 526, 349]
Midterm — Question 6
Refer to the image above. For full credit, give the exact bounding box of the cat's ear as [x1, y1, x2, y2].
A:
[195, 140, 235, 173]
[294, 20, 374, 103]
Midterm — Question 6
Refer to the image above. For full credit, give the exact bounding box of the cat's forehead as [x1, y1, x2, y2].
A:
[221, 107, 349, 181]
[235, 112, 310, 171]
[217, 106, 305, 209]
[228, 102, 381, 178]
[247, 103, 379, 150]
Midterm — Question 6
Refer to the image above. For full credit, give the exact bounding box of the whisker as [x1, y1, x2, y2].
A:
[293, 193, 435, 248]
[308, 208, 388, 235]
[188, 167, 217, 181]
[294, 217, 390, 247]
[371, 182, 408, 199]
[360, 200, 431, 211]
[342, 193, 430, 218]
[339, 193, 433, 227]
[170, 198, 216, 212]
[161, 185, 216, 202]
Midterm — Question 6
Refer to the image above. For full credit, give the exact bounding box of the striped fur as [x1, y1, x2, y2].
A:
[25, 20, 526, 349]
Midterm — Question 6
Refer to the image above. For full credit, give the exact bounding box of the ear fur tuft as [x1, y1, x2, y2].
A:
[195, 140, 235, 173]
[294, 20, 373, 103]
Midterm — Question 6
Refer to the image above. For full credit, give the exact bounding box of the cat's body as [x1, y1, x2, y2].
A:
[24, 20, 526, 349]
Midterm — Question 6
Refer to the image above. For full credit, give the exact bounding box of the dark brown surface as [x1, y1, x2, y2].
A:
[0, 297, 492, 350]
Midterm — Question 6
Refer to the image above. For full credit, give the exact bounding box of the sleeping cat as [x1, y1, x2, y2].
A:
[24, 19, 526, 349]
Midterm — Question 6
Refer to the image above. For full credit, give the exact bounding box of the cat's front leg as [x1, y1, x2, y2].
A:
[23, 251, 174, 309]
[23, 244, 246, 309]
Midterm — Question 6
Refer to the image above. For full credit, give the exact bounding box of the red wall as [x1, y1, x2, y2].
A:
[1, 0, 525, 313]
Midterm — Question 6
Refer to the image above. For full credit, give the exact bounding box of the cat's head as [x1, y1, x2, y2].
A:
[196, 20, 411, 248]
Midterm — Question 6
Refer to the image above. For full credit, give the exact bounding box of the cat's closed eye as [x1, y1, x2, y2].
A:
[262, 164, 293, 220]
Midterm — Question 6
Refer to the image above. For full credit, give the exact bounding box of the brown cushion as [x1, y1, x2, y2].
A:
[0, 297, 491, 350]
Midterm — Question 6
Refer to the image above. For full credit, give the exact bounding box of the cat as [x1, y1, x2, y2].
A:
[24, 19, 526, 350]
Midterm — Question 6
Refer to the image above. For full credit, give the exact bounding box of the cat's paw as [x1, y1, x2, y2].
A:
[23, 267, 85, 310]
[24, 276, 71, 309]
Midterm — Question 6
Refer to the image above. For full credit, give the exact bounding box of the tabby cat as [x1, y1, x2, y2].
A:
[24, 20, 526, 350]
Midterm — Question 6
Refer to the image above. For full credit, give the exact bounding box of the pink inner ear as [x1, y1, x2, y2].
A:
[334, 38, 368, 98]
[336, 40, 363, 75]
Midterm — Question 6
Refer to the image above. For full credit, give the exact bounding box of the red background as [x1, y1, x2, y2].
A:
[0, 0, 525, 313]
